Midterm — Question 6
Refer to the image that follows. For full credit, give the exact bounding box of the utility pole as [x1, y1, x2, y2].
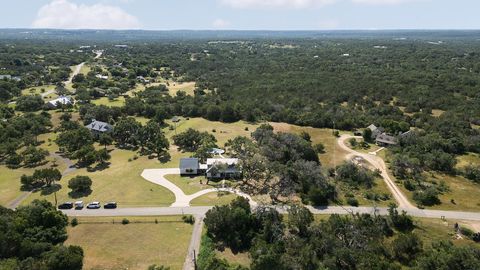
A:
[193, 249, 197, 270]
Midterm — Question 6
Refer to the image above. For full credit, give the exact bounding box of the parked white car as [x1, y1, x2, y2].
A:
[74, 201, 84, 209]
[87, 202, 101, 209]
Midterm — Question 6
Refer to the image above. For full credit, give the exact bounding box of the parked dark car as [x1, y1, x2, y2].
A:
[104, 202, 117, 209]
[58, 202, 73, 209]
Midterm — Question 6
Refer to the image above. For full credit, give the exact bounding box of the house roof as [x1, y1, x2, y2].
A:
[206, 158, 239, 166]
[180, 158, 199, 170]
[85, 120, 113, 133]
[48, 96, 72, 107]
[376, 133, 398, 145]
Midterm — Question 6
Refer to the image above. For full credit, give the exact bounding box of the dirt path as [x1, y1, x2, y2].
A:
[338, 134, 416, 209]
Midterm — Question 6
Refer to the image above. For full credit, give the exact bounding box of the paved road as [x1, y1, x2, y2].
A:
[338, 134, 416, 209]
[60, 205, 480, 221]
[141, 169, 257, 207]
[183, 215, 204, 270]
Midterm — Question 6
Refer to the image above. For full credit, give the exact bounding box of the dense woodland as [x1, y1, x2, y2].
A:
[1, 31, 480, 268]
[200, 198, 480, 270]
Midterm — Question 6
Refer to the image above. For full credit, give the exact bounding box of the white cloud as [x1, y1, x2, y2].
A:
[32, 0, 141, 30]
[213, 19, 231, 29]
[220, 0, 338, 9]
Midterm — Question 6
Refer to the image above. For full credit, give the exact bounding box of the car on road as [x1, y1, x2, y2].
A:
[87, 202, 101, 209]
[58, 202, 73, 209]
[103, 202, 117, 209]
[74, 201, 84, 210]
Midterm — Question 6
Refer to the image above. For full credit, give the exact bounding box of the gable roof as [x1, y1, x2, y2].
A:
[85, 119, 113, 133]
[206, 158, 239, 166]
[48, 96, 72, 107]
[180, 158, 199, 170]
[376, 133, 398, 145]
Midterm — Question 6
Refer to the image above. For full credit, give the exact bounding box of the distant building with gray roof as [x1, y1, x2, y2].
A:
[85, 119, 113, 137]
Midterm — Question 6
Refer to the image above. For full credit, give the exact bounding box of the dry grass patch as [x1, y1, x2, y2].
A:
[168, 81, 196, 96]
[164, 117, 258, 146]
[65, 217, 192, 270]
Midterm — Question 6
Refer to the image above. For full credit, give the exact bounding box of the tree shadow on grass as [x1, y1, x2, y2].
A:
[86, 162, 111, 172]
[68, 189, 92, 199]
[40, 184, 62, 196]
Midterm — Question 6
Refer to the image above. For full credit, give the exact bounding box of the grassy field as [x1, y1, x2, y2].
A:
[456, 152, 480, 169]
[91, 96, 126, 107]
[428, 173, 480, 212]
[413, 218, 480, 248]
[163, 117, 259, 146]
[216, 248, 251, 267]
[164, 174, 227, 195]
[65, 216, 192, 270]
[168, 81, 196, 96]
[21, 85, 56, 96]
[190, 192, 238, 206]
[23, 148, 176, 207]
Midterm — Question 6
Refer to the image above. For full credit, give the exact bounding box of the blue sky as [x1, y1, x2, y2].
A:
[0, 0, 479, 30]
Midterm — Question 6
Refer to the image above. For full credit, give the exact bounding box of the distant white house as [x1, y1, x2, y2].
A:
[95, 74, 109, 80]
[206, 158, 240, 179]
[46, 96, 73, 109]
[114, 45, 129, 48]
[0, 75, 11, 80]
[137, 76, 150, 84]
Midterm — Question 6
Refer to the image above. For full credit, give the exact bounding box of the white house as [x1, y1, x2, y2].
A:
[46, 96, 73, 109]
[206, 158, 240, 179]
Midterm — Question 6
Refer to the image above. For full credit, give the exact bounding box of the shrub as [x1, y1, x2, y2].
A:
[121, 218, 130, 225]
[71, 218, 78, 227]
[413, 187, 440, 206]
[308, 187, 329, 206]
[460, 226, 475, 239]
[346, 197, 359, 207]
[182, 215, 195, 224]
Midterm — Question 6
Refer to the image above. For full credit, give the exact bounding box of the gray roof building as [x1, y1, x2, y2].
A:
[180, 158, 199, 175]
[85, 119, 113, 133]
[376, 133, 398, 146]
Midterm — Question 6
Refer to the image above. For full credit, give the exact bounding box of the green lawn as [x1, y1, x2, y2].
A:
[65, 216, 192, 270]
[428, 173, 480, 212]
[21, 85, 55, 96]
[190, 192, 238, 206]
[23, 148, 176, 207]
[164, 174, 222, 195]
[0, 133, 69, 207]
[413, 218, 480, 248]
